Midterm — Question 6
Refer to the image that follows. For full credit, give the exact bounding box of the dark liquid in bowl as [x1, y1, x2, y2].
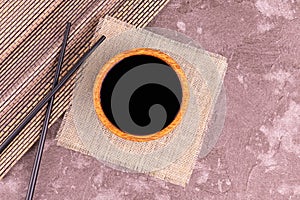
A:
[100, 55, 182, 136]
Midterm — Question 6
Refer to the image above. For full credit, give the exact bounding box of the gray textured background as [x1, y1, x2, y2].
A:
[1, 0, 300, 199]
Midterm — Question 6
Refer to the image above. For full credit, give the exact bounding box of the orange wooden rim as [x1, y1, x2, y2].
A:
[93, 48, 189, 142]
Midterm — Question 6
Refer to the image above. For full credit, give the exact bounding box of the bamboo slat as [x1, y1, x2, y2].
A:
[0, 0, 170, 179]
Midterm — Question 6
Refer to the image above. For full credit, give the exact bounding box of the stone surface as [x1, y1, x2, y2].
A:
[1, 0, 300, 199]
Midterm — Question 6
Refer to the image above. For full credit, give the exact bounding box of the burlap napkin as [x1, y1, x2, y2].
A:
[57, 16, 227, 186]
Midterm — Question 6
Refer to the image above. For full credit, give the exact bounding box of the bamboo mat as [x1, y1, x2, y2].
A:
[0, 0, 170, 179]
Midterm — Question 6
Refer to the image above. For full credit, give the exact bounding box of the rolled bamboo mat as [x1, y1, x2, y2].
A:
[0, 0, 170, 179]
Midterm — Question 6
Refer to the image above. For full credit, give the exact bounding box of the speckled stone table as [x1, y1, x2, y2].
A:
[1, 1, 300, 199]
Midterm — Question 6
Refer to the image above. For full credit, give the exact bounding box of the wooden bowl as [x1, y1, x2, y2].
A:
[93, 48, 189, 142]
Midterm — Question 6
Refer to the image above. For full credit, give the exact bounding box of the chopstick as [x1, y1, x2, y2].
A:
[25, 22, 71, 200]
[0, 35, 106, 154]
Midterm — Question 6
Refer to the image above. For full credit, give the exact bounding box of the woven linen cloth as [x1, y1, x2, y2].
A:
[57, 16, 227, 186]
[0, 0, 170, 179]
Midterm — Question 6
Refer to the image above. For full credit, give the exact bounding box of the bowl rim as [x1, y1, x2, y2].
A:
[93, 47, 189, 142]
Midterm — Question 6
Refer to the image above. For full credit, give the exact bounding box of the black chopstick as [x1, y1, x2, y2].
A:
[0, 35, 106, 154]
[25, 22, 71, 200]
